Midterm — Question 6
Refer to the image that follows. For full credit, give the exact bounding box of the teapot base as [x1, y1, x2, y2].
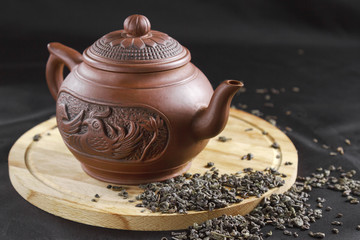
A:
[81, 162, 192, 185]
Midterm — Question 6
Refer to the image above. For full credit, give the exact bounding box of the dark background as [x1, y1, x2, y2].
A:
[1, 0, 360, 239]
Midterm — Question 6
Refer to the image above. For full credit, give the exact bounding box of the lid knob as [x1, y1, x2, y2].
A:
[124, 14, 151, 37]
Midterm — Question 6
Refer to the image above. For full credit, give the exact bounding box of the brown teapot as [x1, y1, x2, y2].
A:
[46, 14, 243, 184]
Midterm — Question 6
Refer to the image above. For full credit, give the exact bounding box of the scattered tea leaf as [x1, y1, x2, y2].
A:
[264, 102, 274, 108]
[206, 162, 214, 168]
[255, 88, 268, 94]
[292, 86, 300, 92]
[217, 136, 232, 142]
[337, 146, 344, 155]
[33, 134, 41, 141]
[271, 142, 280, 149]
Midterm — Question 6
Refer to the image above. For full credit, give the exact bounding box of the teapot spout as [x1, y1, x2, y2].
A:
[192, 80, 243, 140]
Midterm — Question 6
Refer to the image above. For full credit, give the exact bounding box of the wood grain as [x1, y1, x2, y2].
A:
[8, 109, 298, 231]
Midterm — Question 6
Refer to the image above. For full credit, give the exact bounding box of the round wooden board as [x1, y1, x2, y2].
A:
[8, 109, 297, 231]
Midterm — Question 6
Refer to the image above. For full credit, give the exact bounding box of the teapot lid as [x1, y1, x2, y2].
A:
[83, 14, 191, 73]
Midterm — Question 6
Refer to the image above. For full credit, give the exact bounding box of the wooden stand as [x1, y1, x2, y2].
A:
[8, 109, 297, 231]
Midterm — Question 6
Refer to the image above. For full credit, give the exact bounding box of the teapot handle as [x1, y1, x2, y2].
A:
[46, 42, 83, 100]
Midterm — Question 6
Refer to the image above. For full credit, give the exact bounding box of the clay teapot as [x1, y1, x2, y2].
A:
[46, 14, 243, 184]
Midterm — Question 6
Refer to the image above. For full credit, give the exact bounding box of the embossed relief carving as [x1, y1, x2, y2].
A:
[56, 92, 168, 162]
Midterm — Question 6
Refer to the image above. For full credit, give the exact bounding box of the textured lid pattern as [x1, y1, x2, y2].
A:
[90, 30, 183, 61]
[84, 15, 190, 72]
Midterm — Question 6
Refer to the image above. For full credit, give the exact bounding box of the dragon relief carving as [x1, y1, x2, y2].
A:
[56, 93, 168, 162]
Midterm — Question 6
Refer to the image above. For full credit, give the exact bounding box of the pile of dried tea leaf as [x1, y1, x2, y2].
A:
[163, 165, 360, 240]
[136, 168, 285, 214]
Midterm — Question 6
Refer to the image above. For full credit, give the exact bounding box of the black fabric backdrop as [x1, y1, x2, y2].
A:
[1, 1, 360, 239]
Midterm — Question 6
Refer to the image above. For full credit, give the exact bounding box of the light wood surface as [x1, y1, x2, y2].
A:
[8, 109, 298, 231]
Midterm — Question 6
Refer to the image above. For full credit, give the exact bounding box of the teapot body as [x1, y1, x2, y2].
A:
[56, 61, 213, 184]
[47, 14, 243, 184]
